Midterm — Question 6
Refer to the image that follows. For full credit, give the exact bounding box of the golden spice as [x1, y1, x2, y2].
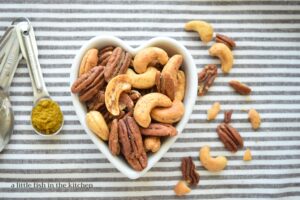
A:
[31, 99, 63, 134]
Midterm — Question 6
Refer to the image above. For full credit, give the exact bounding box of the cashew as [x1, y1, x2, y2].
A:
[243, 148, 252, 161]
[199, 146, 227, 172]
[184, 20, 214, 43]
[105, 75, 131, 116]
[248, 108, 261, 130]
[162, 55, 183, 78]
[151, 99, 185, 124]
[134, 93, 172, 128]
[126, 67, 158, 89]
[144, 136, 161, 153]
[133, 47, 169, 74]
[174, 70, 186, 101]
[207, 102, 221, 121]
[209, 43, 234, 73]
[79, 48, 99, 76]
[174, 181, 191, 196]
[86, 111, 109, 141]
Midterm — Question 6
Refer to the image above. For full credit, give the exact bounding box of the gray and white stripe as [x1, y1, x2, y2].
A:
[1, 0, 300, 199]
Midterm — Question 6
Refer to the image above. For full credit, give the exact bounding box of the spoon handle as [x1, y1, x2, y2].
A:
[0, 27, 22, 92]
[14, 18, 49, 103]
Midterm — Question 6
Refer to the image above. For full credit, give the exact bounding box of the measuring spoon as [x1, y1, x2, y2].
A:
[0, 26, 22, 151]
[14, 18, 64, 136]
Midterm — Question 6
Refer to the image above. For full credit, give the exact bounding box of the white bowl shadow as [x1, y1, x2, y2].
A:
[70, 36, 198, 179]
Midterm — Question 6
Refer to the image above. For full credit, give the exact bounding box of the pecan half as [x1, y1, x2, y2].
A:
[140, 123, 177, 137]
[181, 157, 200, 186]
[224, 110, 233, 124]
[79, 69, 105, 102]
[118, 116, 148, 171]
[86, 90, 105, 111]
[229, 80, 252, 95]
[217, 123, 243, 152]
[104, 47, 132, 82]
[109, 119, 120, 156]
[198, 64, 217, 96]
[155, 71, 175, 100]
[71, 65, 104, 93]
[98, 46, 115, 66]
[216, 34, 236, 50]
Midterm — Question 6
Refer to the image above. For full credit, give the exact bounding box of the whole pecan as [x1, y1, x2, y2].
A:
[98, 46, 115, 66]
[104, 47, 132, 82]
[140, 123, 177, 137]
[217, 123, 244, 152]
[216, 34, 236, 50]
[109, 119, 120, 156]
[224, 110, 233, 124]
[86, 90, 105, 111]
[181, 157, 200, 186]
[118, 116, 148, 171]
[198, 64, 217, 96]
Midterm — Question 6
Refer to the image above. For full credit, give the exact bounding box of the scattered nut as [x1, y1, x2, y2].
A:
[104, 74, 131, 116]
[248, 108, 261, 130]
[216, 34, 236, 49]
[243, 148, 252, 161]
[151, 99, 185, 124]
[209, 43, 233, 73]
[229, 80, 252, 95]
[207, 102, 221, 121]
[184, 20, 214, 43]
[181, 157, 200, 186]
[133, 93, 172, 128]
[126, 67, 158, 89]
[199, 146, 227, 172]
[198, 64, 218, 96]
[79, 48, 99, 76]
[175, 70, 186, 101]
[224, 110, 233, 124]
[133, 47, 169, 74]
[144, 136, 161, 153]
[217, 123, 244, 152]
[174, 180, 191, 196]
[86, 111, 109, 141]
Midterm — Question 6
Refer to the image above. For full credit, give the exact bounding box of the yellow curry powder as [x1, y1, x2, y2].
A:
[31, 99, 63, 134]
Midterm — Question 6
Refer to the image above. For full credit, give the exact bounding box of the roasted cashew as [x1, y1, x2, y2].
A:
[86, 111, 109, 141]
[162, 54, 183, 83]
[133, 47, 169, 74]
[184, 20, 214, 43]
[209, 43, 234, 73]
[126, 67, 158, 89]
[144, 136, 161, 153]
[134, 93, 172, 128]
[105, 75, 131, 116]
[199, 146, 227, 172]
[79, 48, 99, 76]
[151, 99, 185, 124]
[174, 70, 186, 101]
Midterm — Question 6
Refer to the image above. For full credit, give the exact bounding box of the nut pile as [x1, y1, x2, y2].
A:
[174, 20, 262, 196]
[71, 46, 186, 171]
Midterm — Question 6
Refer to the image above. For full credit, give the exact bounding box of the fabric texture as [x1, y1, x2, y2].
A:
[0, 0, 300, 199]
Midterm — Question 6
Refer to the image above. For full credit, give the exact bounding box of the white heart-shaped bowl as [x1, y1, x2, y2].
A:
[70, 36, 197, 179]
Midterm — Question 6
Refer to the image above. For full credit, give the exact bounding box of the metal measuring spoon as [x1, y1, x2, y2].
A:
[0, 26, 22, 151]
[14, 18, 64, 136]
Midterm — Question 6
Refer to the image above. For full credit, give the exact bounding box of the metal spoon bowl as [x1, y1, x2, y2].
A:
[30, 97, 64, 137]
[0, 90, 13, 151]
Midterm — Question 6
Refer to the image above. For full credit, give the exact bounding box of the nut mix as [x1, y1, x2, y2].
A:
[71, 46, 186, 171]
